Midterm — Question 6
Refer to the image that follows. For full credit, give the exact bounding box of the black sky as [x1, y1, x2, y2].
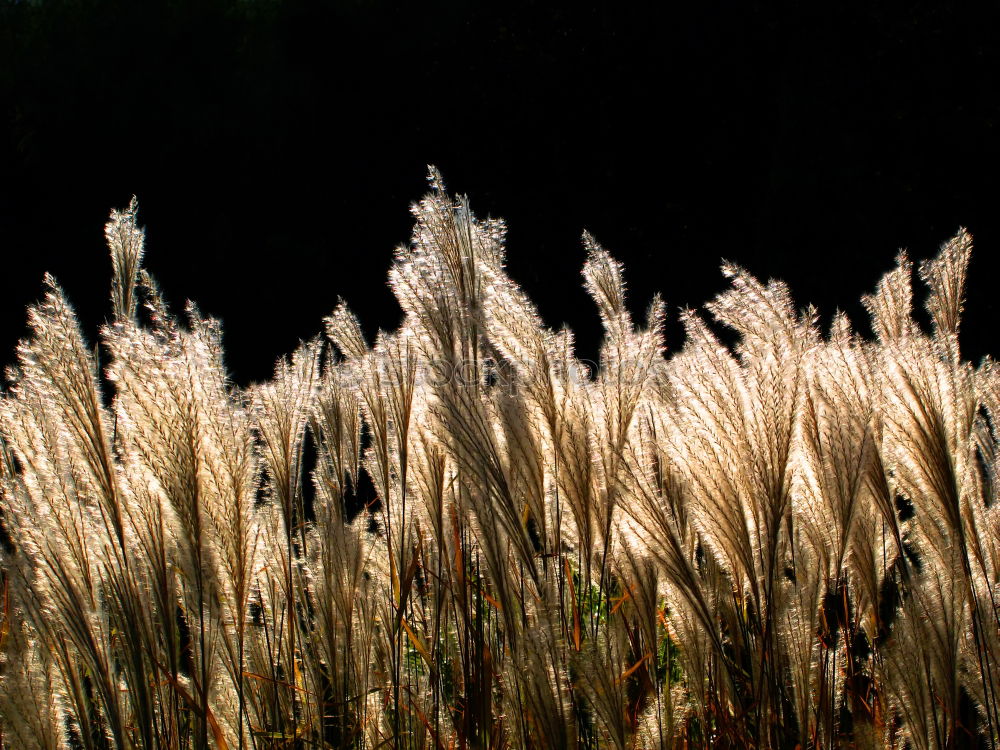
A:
[1, 1, 998, 383]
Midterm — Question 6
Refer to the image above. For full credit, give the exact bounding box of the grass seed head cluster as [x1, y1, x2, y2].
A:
[1, 170, 999, 749]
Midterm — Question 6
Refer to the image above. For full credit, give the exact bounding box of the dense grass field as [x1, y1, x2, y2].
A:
[1, 173, 998, 748]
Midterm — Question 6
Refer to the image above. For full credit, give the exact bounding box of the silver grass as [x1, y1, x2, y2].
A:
[107, 196, 145, 324]
[870, 232, 998, 745]
[0, 620, 69, 750]
[350, 328, 423, 747]
[920, 228, 972, 362]
[574, 634, 629, 750]
[249, 341, 320, 741]
[108, 321, 221, 683]
[583, 236, 665, 631]
[788, 318, 889, 742]
[881, 554, 970, 750]
[618, 410, 719, 720]
[617, 543, 685, 748]
[3, 177, 1000, 750]
[1, 280, 135, 748]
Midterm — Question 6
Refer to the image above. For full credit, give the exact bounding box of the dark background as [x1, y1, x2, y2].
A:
[1, 0, 998, 384]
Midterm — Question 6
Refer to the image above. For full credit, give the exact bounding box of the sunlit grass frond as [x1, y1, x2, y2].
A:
[862, 251, 915, 343]
[919, 228, 973, 358]
[106, 196, 145, 324]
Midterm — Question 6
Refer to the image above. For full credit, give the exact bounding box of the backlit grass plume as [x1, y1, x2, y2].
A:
[1, 170, 998, 748]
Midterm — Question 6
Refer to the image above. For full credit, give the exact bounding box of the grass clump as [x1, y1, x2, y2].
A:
[1, 170, 999, 749]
